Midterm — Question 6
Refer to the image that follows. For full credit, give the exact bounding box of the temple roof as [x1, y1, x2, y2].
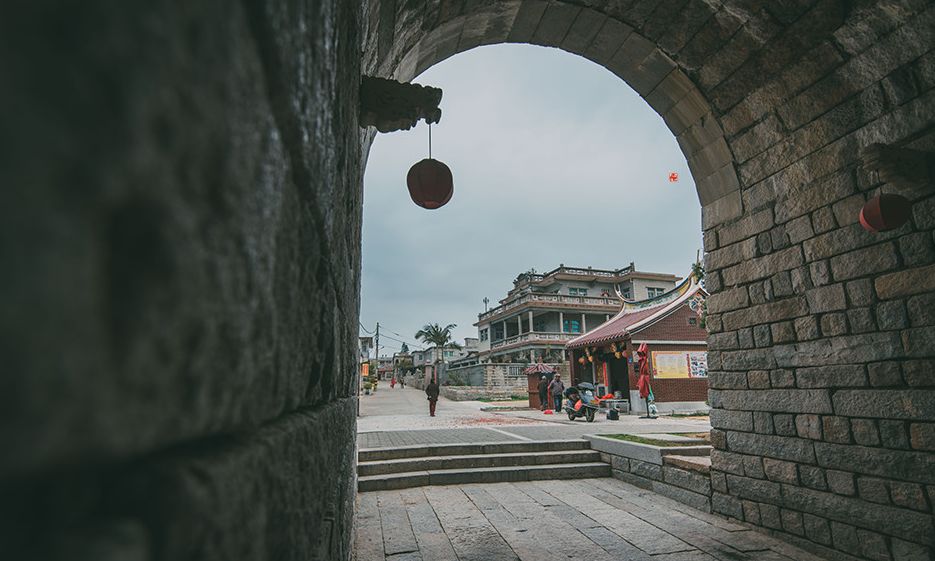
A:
[565, 273, 705, 350]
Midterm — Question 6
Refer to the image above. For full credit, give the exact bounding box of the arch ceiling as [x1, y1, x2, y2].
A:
[363, 0, 798, 228]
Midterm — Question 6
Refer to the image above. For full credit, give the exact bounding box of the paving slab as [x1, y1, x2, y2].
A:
[354, 478, 830, 561]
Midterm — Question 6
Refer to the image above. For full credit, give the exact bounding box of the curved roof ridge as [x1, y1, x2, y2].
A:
[566, 273, 703, 350]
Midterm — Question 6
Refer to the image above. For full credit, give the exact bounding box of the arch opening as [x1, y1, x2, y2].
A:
[365, 0, 744, 228]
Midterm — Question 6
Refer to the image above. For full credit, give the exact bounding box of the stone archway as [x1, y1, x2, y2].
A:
[361, 2, 935, 560]
[1, 1, 933, 560]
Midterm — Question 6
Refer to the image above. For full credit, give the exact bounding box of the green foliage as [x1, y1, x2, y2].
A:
[691, 260, 705, 281]
[414, 323, 460, 361]
[692, 260, 708, 329]
[446, 372, 467, 386]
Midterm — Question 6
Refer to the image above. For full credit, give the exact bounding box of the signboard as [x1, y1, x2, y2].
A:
[688, 352, 708, 378]
[652, 351, 708, 379]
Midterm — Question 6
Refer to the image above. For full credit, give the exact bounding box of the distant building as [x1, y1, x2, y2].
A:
[358, 336, 373, 362]
[392, 351, 413, 379]
[410, 338, 478, 383]
[566, 272, 708, 414]
[474, 264, 680, 364]
[376, 356, 394, 379]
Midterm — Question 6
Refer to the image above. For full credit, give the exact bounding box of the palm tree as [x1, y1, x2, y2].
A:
[414, 323, 461, 382]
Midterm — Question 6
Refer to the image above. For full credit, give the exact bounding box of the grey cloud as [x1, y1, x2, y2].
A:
[360, 45, 701, 348]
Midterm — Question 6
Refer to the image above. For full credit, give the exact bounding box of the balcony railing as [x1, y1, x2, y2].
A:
[479, 293, 620, 322]
[489, 331, 583, 350]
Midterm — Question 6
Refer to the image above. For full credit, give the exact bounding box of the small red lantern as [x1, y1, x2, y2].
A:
[407, 158, 453, 209]
[859, 194, 911, 233]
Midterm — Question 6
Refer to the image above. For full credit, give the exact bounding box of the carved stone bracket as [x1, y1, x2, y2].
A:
[359, 76, 442, 133]
[860, 143, 934, 188]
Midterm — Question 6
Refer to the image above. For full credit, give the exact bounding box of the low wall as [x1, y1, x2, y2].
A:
[587, 435, 713, 513]
[439, 386, 526, 402]
[439, 364, 486, 386]
[628, 393, 711, 415]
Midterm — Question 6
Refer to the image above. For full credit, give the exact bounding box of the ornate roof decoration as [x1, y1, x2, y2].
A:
[566, 272, 706, 350]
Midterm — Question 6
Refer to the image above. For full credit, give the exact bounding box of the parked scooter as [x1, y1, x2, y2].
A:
[563, 382, 601, 423]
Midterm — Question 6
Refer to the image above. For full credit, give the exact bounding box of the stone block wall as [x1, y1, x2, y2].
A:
[702, 4, 935, 559]
[1, 1, 363, 560]
[439, 386, 527, 401]
[606, 454, 714, 514]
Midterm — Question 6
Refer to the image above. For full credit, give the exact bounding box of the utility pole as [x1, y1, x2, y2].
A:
[375, 322, 380, 380]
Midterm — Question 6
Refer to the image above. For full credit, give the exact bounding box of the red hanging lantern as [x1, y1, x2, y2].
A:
[407, 158, 453, 209]
[859, 194, 911, 233]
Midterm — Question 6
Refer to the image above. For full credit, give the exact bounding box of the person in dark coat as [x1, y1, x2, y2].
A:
[537, 375, 549, 410]
[548, 374, 565, 412]
[425, 379, 440, 416]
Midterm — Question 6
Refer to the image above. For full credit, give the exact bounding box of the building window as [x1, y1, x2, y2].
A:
[444, 350, 453, 358]
[569, 288, 588, 296]
[480, 328, 489, 341]
[563, 319, 581, 333]
[647, 287, 666, 298]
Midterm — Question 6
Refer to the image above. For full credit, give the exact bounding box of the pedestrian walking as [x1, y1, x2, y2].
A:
[390, 376, 396, 389]
[537, 375, 549, 410]
[399, 376, 405, 389]
[548, 374, 565, 412]
[425, 379, 440, 416]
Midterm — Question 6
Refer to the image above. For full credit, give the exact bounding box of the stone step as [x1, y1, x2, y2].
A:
[359, 450, 601, 476]
[358, 462, 611, 492]
[663, 454, 712, 475]
[358, 439, 589, 462]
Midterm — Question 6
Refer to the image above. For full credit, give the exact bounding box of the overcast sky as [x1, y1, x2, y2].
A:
[360, 44, 702, 355]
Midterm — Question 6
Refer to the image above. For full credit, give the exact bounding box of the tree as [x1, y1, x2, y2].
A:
[414, 323, 461, 381]
[400, 342, 409, 353]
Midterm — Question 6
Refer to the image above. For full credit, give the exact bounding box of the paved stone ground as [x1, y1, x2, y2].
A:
[357, 387, 546, 432]
[354, 479, 827, 561]
[357, 388, 711, 449]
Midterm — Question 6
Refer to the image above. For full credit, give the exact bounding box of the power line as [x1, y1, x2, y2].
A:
[377, 326, 425, 349]
[359, 321, 426, 351]
[381, 333, 424, 350]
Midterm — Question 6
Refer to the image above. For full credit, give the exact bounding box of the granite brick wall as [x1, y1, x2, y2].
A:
[1, 1, 363, 560]
[368, 1, 935, 559]
[700, 1, 935, 558]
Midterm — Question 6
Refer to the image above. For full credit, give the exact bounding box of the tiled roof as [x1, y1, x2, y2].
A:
[564, 303, 668, 349]
[522, 362, 557, 375]
[566, 274, 704, 349]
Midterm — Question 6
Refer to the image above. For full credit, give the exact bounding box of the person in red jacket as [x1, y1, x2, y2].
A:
[636, 343, 656, 419]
